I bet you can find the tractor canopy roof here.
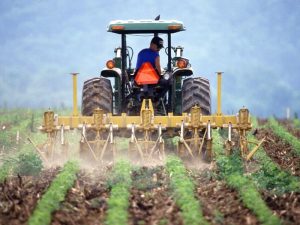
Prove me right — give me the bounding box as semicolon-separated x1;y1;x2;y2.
107;19;185;34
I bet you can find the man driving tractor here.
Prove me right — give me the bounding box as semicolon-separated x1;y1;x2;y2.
136;36;164;75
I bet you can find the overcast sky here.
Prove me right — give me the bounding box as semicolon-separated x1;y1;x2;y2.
0;0;299;118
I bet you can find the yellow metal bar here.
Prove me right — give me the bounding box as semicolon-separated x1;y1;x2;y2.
217;72;223;115
55;114;241;129
71;73;79;117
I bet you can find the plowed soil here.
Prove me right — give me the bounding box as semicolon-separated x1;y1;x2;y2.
129;166;183;225
194;173;259;225
262;191;300;225
51;167;110;225
255;128;300;176
0;168;59;225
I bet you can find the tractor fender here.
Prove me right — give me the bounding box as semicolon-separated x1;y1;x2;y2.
101;68;122;80
172;67;193;77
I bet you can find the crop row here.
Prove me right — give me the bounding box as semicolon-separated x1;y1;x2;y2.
166;155;209;225
105;160;132;225
28;160;80;225
249;118;300;193
268;117;300;156
213;130;282;225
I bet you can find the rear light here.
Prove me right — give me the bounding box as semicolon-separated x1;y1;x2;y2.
111;25;125;31
177;59;187;68
106;60;115;69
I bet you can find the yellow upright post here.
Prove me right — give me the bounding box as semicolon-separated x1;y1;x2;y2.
217;72;223;115
71;73;79;117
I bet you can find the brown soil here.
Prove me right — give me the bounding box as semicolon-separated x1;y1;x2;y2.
194;173;259;225
0;168;59;225
129;166;183;225
262;191;300;225
255;128;300;176
51;167;110;225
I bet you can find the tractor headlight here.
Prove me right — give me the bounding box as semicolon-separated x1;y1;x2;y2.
106;60;115;69
177;59;187;68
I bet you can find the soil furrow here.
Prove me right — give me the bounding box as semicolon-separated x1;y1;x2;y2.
0;168;59;225
255;128;300;176
51;167;109;225
129;166;183;225
262;191;300;225
194;173;259;225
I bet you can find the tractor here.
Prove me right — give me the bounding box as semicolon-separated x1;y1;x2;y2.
39;19;261;164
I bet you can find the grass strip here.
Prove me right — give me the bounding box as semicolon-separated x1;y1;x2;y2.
293;118;300;128
105;159;132;225
250;118;299;193
213;130;282;225
0;161;11;183
268;117;300;157
28;160;79;225
166;155;210;225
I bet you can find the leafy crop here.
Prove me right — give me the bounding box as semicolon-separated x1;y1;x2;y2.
293;118;300;128
268;117;300;156
28;160;79;225
0;148;43;182
105;159;132;225
250;117;299;193
166;155;209;225
213;130;282;225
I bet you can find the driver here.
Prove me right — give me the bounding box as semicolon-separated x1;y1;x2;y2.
136;36;164;75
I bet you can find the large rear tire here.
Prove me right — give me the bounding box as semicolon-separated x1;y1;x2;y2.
82;77;112;115
81;77;113;161
182;77;211;115
182;77;212;161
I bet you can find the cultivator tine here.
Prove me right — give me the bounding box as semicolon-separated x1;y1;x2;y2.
60;125;65;145
205;121;212;160
225;123;234;155
99;123;115;161
198;128;207;156
246;137;266;161
149;124;165;160
81;132;99;162
129;123;145;161
178;121;194;158
27;137;49;164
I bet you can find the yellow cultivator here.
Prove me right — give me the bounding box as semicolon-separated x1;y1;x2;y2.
38;72;261;163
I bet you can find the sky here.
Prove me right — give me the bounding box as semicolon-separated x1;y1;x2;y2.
0;0;300;118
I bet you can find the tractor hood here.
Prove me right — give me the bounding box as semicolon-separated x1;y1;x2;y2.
107;19;185;34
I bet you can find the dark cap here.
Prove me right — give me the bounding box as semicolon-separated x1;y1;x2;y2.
151;36;164;48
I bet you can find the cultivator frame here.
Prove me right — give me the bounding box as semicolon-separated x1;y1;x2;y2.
38;72;264;163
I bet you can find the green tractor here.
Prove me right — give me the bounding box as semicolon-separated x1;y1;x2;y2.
81;19;211;118
39;19;254;163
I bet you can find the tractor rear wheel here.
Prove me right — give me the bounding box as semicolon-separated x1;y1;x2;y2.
182;77;212;161
182;77;211;115
82;77;112;115
81;77;113;161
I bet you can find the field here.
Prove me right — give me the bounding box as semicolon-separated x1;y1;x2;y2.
0;109;300;225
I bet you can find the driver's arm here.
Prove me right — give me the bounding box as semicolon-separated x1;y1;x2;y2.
155;56;162;75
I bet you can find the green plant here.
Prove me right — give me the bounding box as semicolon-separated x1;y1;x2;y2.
28;160;79;225
166;155;209;225
13;148;43;176
0;161;12;182
213;130;282;225
268;117;300;156
250;117;300;193
105;159;132;225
